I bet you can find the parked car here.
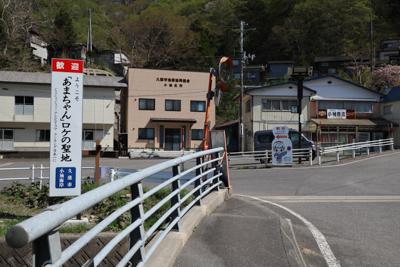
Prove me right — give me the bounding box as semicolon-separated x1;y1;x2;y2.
254;129;316;163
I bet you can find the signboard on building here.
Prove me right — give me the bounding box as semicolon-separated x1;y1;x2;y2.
327;109;346;119
318;109;356;119
271;125;293;166
49;58;84;197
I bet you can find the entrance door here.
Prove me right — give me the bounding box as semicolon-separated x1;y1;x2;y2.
165;129;181;150
0;129;14;151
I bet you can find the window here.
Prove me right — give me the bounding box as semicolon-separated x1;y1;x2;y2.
384;43;393;48
282;100;297;111
0;129;13;140
318;101;372;113
82;130;94;140
328;68;336;74
15;96;34;115
139;99;155;110
232;60;239;66
139;128;154;139
384;105;393;115
191;129;204;140
165;100;181;111
36;130;50;141
262;99;295;111
321;62;329;66
191;101;205;112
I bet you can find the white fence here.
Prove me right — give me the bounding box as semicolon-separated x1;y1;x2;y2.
0;164;95;189
316;138;394;165
228;138;395;167
228;147;315;165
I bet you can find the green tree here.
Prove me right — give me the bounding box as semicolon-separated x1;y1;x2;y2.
191;19;215;71
124;7;199;69
216;79;239;125
53;5;77;55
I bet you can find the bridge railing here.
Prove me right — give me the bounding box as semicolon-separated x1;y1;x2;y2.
6;147;225;267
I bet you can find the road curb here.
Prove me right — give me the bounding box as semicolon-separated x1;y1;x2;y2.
144;188;230;267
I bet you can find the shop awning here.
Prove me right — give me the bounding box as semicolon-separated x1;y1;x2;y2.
150;118;197;123
310;118;398;129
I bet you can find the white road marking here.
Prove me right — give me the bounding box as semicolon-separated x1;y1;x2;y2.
251;195;400;203
0;163;13;167
236;194;341;267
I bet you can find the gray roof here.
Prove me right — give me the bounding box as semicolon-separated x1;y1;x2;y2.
0;71;127;88
315;56;370;62
382;86;400;103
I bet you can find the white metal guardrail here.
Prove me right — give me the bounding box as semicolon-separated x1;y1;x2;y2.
5;147;225;267
0;164;95;189
316;138;394;165
228;147;315;165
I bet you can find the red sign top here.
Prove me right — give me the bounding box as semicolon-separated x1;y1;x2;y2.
52;59;83;73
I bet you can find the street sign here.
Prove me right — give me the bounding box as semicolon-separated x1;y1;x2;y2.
291;105;297;113
272;125;293;166
49;58;84;197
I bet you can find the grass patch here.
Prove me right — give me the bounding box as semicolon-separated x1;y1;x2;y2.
259;164;272;168
0;179;195;236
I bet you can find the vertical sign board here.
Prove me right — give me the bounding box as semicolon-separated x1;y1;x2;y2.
272;126;293;166
49;59;84;197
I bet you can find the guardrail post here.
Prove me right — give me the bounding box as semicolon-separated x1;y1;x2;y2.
110;168;115;182
129;182;145;265
379;139;382;153
391;138;395;151
367;145;370;155
336;150;339;162
40;164;44;190
317;147;321;165
352;139;356;159
32;225;62;266
265;150;269;166
31;164;35;184
309;148;312;166
171;165;181;231
212;152;221;192
194;157;203;206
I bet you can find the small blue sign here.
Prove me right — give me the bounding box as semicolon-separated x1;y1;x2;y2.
55;167;76;189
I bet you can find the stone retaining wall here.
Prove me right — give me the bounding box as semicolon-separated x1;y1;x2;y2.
0;232;127;267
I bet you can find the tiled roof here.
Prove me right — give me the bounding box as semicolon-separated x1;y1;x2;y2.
382;86;400;103
0;71;127;88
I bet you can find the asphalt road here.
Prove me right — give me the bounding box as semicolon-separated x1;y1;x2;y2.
227;151;400;267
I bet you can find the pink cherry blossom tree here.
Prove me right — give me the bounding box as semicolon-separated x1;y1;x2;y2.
370;65;400;92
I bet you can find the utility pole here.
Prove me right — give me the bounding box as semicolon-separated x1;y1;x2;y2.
297;76;304;164
370;13;373;71
89;8;93;51
239;21;256;152
239;21;244;153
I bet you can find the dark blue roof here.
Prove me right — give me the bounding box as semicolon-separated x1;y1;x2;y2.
246;81;317;94
382;86;400;103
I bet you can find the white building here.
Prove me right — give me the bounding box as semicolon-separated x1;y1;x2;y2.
0;71;127;156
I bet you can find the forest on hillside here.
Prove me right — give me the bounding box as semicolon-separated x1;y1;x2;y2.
1;0;400;123
1;0;400;72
